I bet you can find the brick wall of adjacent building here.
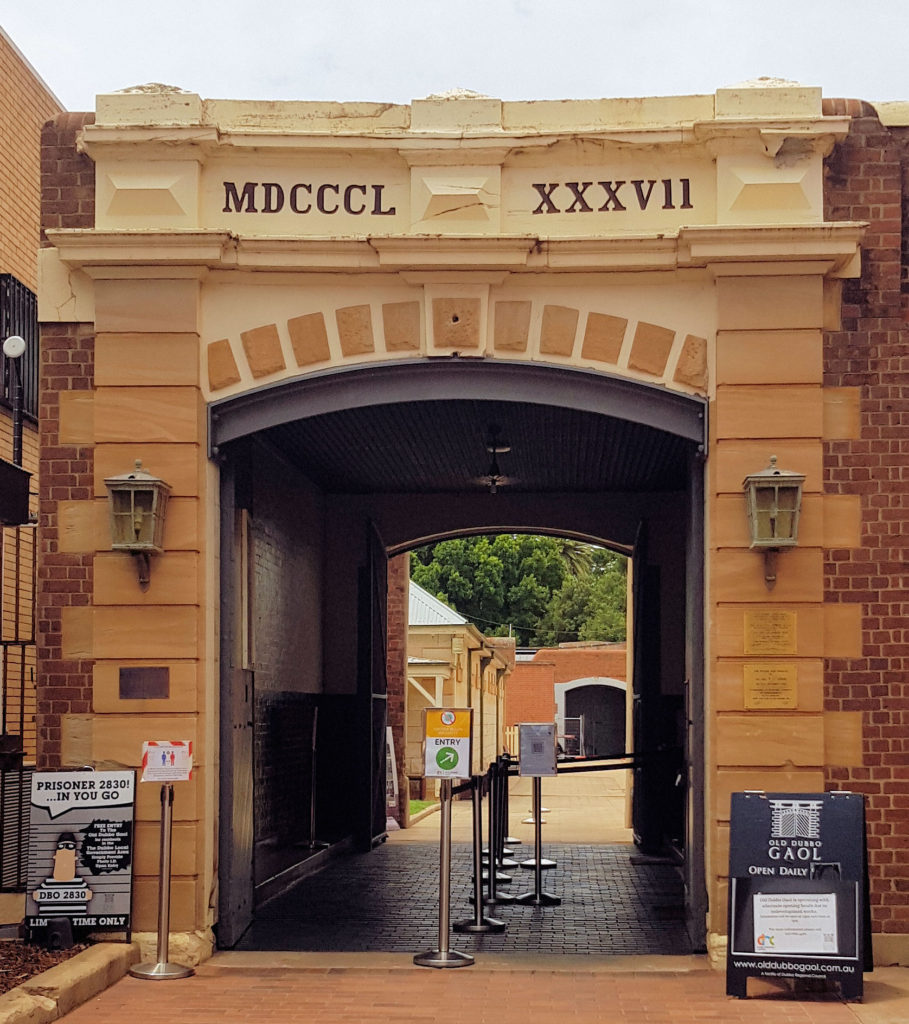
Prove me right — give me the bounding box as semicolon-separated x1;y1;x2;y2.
0;29;61;289
1;31;62;763
36;113;96;768
544;645;627;686
505;645;627;728
505;660;556;726
822;100;909;937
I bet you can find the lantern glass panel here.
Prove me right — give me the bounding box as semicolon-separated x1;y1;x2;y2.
774;484;801;544
110;490;138;547
133;490;156;544
751;488;776;543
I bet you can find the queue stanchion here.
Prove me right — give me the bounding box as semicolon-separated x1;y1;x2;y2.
482;760;513;884
519;770;557;873
130;741;195;980
502;753;520;846
515;723;558;873
482;760;513;867
414;708;475;968
473;761;514;906
454;775;506;935
303;707;329;850
495;756;518;867
515;775;560;907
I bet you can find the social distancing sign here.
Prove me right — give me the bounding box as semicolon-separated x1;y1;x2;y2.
423;708;472;779
141;740;193;782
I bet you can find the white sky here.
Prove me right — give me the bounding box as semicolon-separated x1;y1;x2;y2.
3;1;908;112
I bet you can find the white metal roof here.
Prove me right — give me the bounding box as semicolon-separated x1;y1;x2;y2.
409;581;467;626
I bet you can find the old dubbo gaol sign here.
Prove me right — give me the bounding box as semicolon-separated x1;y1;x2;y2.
726;792;871;1000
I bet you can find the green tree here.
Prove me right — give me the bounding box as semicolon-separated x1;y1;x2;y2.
411;535;626;647
411;534;567;645
534;548;627;646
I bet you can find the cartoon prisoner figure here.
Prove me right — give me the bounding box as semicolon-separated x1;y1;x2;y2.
31;832;94;918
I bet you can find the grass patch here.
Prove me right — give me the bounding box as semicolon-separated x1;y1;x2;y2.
409;799;438;816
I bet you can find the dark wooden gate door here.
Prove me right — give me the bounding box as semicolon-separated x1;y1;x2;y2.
631;520;664;855
358;519;388;849
218;458;255;947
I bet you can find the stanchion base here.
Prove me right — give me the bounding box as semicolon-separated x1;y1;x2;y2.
470;892;516;906
453;916;506;933
505;836;521;845
522;817;547;825
479;870;513;884
499;857;519;868
129;961;195;980
514;891;561;907
413;949;474;968
520;858;556;869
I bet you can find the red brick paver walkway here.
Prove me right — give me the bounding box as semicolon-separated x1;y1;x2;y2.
59;957;867;1024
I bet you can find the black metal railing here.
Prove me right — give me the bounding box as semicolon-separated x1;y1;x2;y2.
0;766;32;890
0;522;37;892
1;274;39;421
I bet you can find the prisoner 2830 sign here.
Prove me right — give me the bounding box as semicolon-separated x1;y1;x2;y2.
25;771;135;936
726;791;871;1000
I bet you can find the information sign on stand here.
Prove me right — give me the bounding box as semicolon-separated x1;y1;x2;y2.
415;708;474;969
130;740;195;981
515;723;559;906
26;771;135;942
726;791;871;1001
423;708;472;780
518;723;558;777
141;740;193;782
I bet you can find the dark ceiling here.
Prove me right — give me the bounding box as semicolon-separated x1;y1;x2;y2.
261;398;694;494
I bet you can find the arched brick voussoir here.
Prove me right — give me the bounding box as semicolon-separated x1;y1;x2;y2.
206;300;709;397
492;299;708;393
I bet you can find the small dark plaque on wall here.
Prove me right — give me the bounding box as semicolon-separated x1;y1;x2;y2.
119;667;169;700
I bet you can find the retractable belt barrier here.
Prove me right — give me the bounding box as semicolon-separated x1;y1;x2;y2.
454;774;506;935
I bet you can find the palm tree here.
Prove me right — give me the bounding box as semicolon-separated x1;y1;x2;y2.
554;538;595;577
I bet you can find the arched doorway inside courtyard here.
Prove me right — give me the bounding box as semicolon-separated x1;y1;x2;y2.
211;358;706;951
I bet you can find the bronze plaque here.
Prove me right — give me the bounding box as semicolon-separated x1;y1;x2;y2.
743;610;797;655
743;664;798;709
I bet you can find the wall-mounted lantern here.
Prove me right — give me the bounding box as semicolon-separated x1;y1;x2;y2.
104;460;171;589
743;455;805;589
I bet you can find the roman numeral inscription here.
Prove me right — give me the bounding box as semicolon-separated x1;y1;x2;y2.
531;179;693;214
223;181;397;216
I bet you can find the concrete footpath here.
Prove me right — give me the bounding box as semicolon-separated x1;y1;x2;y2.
1;774;907;1023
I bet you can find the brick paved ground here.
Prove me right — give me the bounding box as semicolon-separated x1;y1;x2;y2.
59;960;866;1024
53;770;909;1024
236;841;692;956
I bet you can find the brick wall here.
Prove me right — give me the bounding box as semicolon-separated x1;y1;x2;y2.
254;691;314;844
823;102;909;937
506;661;556;725
506;645;627;726
36;113;96;768
36;322;94;767
40;112;96;239
1;33;61;763
545;645;627;686
0;29;61;289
